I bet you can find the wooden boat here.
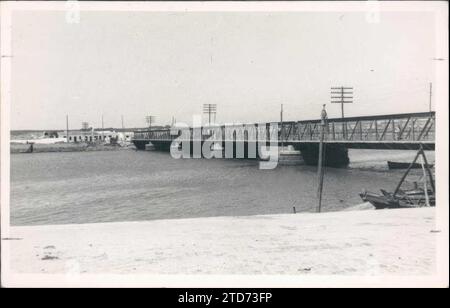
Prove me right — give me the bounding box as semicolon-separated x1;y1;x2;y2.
359;190;400;209
388;161;434;169
360;188;435;209
360;146;435;209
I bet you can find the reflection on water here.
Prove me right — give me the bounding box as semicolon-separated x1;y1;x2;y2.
10;149;435;226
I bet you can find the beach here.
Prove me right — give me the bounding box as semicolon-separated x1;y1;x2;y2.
4;207;438;276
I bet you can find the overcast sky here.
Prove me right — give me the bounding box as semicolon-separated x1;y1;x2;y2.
10;9;436;130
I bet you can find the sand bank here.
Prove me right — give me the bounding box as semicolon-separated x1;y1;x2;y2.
3;207;439;278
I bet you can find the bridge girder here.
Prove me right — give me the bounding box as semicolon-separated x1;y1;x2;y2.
133;111;435;150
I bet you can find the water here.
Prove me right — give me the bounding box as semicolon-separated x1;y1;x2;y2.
10;149;434;226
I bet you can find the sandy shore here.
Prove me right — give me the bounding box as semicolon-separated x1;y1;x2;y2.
3;207;440;278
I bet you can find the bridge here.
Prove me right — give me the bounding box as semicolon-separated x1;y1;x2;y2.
132;111;435;167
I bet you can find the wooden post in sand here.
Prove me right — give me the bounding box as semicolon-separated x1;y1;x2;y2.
420;148;435;194
420;156;430;207
317;105;328;213
393;147;422;196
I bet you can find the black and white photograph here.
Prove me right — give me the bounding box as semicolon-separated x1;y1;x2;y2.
0;1;448;289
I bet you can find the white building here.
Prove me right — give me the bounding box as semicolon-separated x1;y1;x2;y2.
60;130;134;143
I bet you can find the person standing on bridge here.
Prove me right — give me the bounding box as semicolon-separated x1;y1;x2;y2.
321;104;328;125
321;104;328;134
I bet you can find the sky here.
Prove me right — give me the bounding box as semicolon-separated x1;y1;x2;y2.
10;9;437;130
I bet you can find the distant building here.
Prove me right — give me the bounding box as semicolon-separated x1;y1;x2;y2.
43;131;59;138
59;130;134;143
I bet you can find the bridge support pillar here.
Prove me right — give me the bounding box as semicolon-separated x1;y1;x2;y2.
133;140;148;150
222;142;260;159
294;144;349;168
148;141;172;151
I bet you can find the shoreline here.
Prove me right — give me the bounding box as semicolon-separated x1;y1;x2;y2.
5;207;438;276
10;142;134;154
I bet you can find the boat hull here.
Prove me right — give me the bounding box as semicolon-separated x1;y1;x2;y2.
387;161;434;169
360;190;435;209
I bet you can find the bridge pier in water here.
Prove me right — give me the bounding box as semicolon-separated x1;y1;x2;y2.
134;140;261;159
134;140;349;167
150;141;172;151
133;140;148;150
294;144;349;167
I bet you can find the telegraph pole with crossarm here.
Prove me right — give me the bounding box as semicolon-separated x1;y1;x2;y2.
331;86;353;138
145;115;156;129
203;104;217;126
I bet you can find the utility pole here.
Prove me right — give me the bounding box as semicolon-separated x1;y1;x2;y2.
101;114;104;141
429;82;432;112
66;115;69;143
331;86;353;139
121;115;125;142
145;115;156;129
203;104;217;126
317;104;328;213
280;104;284;150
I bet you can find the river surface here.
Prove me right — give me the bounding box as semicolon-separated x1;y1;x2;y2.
10;149;434;226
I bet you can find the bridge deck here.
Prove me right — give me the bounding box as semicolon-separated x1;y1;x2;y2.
133;111;435;150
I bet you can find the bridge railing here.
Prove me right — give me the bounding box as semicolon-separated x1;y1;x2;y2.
133;128;173;141
133;112;435;144
282;112;435;143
